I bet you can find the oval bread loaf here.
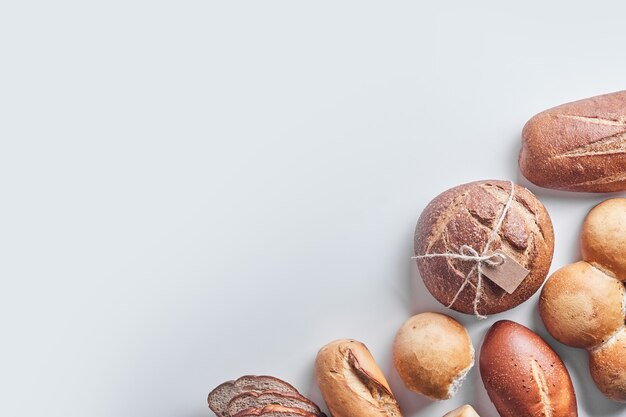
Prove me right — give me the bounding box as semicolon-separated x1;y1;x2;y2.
519;90;626;192
392;313;473;400
539;198;626;402
480;320;577;417
315;339;402;417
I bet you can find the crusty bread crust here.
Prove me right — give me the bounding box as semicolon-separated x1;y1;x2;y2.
480;321;577;417
414;180;554;315
519;90;626;192
315;339;402;417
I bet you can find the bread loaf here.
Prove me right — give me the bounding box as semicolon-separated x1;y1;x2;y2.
315;339;402;417
479;320;577;417
392;313;473;400
414;180;554;316
442;405;480;417
539;198;626;402
519;90;626;192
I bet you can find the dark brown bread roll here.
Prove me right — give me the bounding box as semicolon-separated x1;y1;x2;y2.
520;90;626;192
480;320;577;417
414;180;554;316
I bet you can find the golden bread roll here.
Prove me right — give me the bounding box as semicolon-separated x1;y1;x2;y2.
539;198;626;402
315;339;402;417
392;312;473;400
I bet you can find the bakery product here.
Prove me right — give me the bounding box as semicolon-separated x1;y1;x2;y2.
539;198;626;402
392;312;473;400
519;90;626;192
442;405;480;417
232;405;318;417
414;180;554;316
227;391;323;417
315;339;402;417
209;376;300;417
480;320;577;417
208;375;324;417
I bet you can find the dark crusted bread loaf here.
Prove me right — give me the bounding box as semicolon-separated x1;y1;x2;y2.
414;180;554;315
208;376;299;417
480;321;577;417
232;405;319;417
227;391;325;417
520;90;626;192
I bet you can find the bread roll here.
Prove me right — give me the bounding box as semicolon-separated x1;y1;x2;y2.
589;328;626;402
442;405;480;417
539;198;626;402
392;313;473;400
414;180;554;316
315;339;402;417
581;198;626;279
539;261;624;349
520;90;626;192
480;320;577;417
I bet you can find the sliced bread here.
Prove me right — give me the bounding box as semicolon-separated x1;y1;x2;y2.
232;405;318;417
227;391;324;417
208;375;300;417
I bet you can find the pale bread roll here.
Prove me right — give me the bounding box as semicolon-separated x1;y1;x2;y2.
589;328;626;402
442;405;480;417
539;198;626;402
315;339;402;417
539;261;625;349
392;313;473;400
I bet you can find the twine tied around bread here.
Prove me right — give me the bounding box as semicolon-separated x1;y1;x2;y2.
412;181;516;319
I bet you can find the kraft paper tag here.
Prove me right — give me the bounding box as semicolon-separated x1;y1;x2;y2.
481;250;529;294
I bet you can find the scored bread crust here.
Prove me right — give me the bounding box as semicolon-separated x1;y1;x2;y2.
414;180;554;315
315;339;402;417
480;320;577;417
227;391;325;417
208;375;300;417
232;405;319;417
519;90;626;192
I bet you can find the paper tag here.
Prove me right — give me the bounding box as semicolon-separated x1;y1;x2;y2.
480;250;530;294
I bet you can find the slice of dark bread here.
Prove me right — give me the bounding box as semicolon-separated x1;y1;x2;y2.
208;375;300;417
227;391;325;417
232;405;318;417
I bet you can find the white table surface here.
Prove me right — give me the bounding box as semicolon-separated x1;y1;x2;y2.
2;2;626;416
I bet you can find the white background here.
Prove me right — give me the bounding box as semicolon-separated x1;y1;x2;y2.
2;2;626;417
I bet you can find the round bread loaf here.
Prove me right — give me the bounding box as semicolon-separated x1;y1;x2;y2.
315;339;402;417
539;198;626;402
414;180;554;316
480;320;577;417
392;312;473;400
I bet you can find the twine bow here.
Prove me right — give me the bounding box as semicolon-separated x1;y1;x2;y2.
413;181;515;319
